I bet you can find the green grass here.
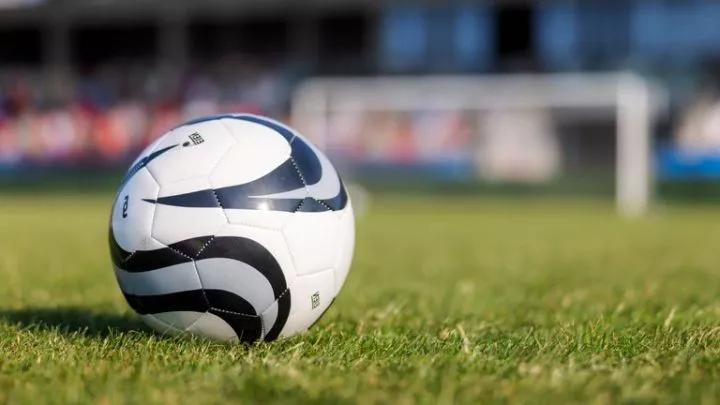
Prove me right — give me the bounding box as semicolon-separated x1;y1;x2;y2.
1;191;720;404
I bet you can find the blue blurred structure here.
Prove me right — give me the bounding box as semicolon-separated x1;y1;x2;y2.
658;147;720;180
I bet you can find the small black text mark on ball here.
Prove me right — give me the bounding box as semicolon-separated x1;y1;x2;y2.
189;132;205;145
122;195;129;218
311;292;320;309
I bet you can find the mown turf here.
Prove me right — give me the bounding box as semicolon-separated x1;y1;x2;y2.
1;192;720;404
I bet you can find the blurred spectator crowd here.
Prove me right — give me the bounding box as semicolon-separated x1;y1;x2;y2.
0;56;295;168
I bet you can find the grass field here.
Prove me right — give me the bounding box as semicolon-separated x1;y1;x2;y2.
1;191;720;404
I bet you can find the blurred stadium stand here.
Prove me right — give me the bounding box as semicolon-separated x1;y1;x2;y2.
2;0;720;200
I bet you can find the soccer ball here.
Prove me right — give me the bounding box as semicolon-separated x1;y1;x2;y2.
108;114;355;342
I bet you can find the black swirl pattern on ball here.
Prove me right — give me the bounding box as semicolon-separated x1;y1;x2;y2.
143;114;348;212
110;230;291;342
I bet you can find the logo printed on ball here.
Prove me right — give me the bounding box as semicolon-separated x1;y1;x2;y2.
311;292;320;309
183;132;205;147
122;195;129;218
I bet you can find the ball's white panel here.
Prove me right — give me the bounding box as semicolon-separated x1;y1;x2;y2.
195;257;276;314
140;314;185;335
111;168;162;253
158;176;218;198
333;203;356;294
224;209;293;232
149;311;205;331
152;177;227;247
280;268;335;338
209;123;291;189
186;312;240;342
282;212;340;275
152;204;227;248
221;116;293;150
114;262;202;296
218;224;297;288
145;120;235;184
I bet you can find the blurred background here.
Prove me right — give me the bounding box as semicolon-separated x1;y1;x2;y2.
2;0;720;207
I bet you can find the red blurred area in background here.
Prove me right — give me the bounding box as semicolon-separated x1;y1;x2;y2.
0;65;286;167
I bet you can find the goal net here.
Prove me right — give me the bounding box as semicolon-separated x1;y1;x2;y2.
290;73;668;217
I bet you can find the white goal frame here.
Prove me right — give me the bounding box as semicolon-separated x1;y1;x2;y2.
290;73;669;217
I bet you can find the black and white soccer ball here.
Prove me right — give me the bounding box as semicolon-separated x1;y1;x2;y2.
109;114;354;342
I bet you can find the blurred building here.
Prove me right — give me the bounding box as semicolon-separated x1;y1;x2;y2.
1;1;717;80
1;0;720;179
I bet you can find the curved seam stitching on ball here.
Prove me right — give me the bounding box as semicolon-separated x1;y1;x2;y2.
202;120;235;219
210;189;231;224
262;287;291;339
293;198;305;213
181;247;213;315
275;286;291;301
165;244;193;260
161;245;213;316
121;251;137;264
315;198;333;211
265;286;292;339
230;219;285;232
279;230;302;284
218;118;238;146
188;124;234;318
209;306;260;318
206;281;293;318
146;313;186;334
189;125;270;328
289;154;334;212
209;132;236;175
181;307;206;332
288;155;309;188
194;235;217;259
190;237;216;325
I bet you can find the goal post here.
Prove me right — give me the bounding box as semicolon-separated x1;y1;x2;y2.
290;73;669;217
